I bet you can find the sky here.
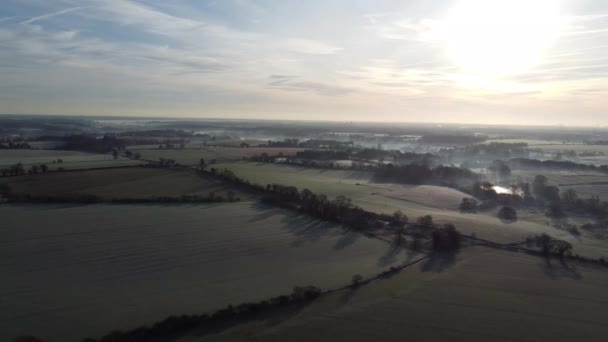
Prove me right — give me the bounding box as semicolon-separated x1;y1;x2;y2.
1;0;608;126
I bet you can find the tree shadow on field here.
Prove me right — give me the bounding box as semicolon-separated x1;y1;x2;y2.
333;230;360;250
541;257;583;280
248;202;283;222
378;244;403;267
338;286;360;306
421;249;460;273
280;214;338;247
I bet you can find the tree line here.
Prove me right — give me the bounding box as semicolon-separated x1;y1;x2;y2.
1;189;239;204
16;286;323;342
207;166;462;251
1;163;51;177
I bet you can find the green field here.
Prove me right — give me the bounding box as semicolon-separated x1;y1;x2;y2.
0;203;420;342
192;246;608;342
133;147;304;165
0;167;248;199
0;149;144;170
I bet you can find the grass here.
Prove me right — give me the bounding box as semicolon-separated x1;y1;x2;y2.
193;246;608;342
0;202;420;342
133;146;304;165
0;167;248;200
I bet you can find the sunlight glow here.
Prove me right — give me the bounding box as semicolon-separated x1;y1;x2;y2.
443;0;563;76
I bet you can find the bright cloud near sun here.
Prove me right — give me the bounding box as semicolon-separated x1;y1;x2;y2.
441;0;565;77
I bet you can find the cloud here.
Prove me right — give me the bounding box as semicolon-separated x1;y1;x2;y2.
267;75;352;96
20;6;88;25
0;17;16;23
280;38;342;55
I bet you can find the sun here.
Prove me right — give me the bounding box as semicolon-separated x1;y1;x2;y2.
442;0;563;76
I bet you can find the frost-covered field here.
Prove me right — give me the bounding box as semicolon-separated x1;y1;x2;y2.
0;203;415;342
0;168;249;200
0;149;143;170
194;246;608;342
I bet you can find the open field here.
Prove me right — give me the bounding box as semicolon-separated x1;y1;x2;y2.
190;246;608;342
133;147;304;164
0;167;249;199
0;149;144;170
215;162;608;258
214;161;473;210
0;203;420;342
0;149;112;165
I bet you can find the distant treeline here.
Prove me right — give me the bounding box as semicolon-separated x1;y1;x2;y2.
264;138;352;149
508;157;608;173
116;129;196;138
294;149;350;160
444;142;529;162
250;149;438;168
0;141;31;149
3;193;239;204
419;134;487;145
63;134;124;153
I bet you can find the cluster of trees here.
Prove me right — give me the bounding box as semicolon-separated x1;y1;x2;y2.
266;138;300;147
459;198;479;213
123;150;142;159
158;143;186;149
508;158;606;173
157;158;177;167
497;206;518;221
465;172;608;221
431;223;462;251
63;134;125;153
0;163;49;177
248;152;285;163
0;141;31;149
374;163;479;186
531;175;587;218
526;233;572;258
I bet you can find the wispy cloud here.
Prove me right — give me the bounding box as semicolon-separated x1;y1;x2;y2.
267;74;352;96
20;6;88;25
